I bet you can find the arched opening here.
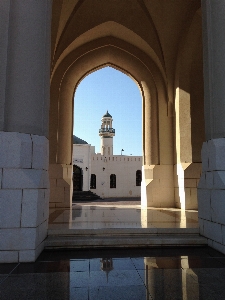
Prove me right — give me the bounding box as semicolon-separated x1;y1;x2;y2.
73;165;83;191
73;67;142;157
73;66;142;199
1;1;215;264
49;38;171;209
90;174;96;189
136;170;142;187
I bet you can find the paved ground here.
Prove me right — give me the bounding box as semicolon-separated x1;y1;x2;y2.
73;197;141;206
1;247;225;299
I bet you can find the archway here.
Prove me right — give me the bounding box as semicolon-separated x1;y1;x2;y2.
49;37;174;209
73;165;83;191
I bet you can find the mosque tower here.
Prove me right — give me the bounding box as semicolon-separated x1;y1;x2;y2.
99;111;115;155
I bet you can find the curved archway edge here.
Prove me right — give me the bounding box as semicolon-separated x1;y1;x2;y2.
49;37;174;208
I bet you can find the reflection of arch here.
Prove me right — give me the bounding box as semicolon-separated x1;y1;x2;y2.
73;165;83;191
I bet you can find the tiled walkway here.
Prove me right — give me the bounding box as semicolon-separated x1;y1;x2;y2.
1;247;225;299
2;199;222;299
48;199;199;230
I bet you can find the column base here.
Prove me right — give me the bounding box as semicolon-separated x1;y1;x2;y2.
0;132;49;263
174;163;201;210
49;164;73;208
198;138;225;255
141;165;174;208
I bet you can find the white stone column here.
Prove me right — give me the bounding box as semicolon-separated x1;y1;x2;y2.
0;1;51;263
198;0;225;255
4;1;51;136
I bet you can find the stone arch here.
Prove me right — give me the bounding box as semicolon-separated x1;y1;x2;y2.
49;36;174;208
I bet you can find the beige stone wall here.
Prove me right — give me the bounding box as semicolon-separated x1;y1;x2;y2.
91;154;142;198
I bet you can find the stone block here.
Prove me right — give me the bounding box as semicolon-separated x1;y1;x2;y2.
151;187;174;207
0;251;18;263
198;218;204;235
198;172;206;189
44;188;50;218
153;165;173;179
2;169;49;189
207;239;213;248
37;220;48;246
213;171;225;189
55;201;70;208
48;164;63;178
0;131;32;168
206;172;213;188
50;186;65;202
184;179;197;187
198;171;213;189
184;163;202;178
50;178;56;187
21;189;48;227
56;178;70;187
201;142;209;172
208;138;225;171
222;225;225;245
203;219;223;244
0;168;2;188
31;135;49;170
0;190;22;228
19;241;44;262
20;133;32;168
19;250;36;263
174;187;179;201
211;190;225;225
0;228;37;250
210;240;225;256
185;188;198;210
197;189;211;221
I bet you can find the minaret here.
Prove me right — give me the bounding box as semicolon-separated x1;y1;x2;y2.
99;111;115;155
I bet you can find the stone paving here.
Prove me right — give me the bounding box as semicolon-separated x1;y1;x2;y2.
1;247;225;299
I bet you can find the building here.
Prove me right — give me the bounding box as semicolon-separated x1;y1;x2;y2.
73;111;142;198
1;1;225;262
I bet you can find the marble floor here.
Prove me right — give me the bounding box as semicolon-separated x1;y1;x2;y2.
1;247;225;299
48;198;199;230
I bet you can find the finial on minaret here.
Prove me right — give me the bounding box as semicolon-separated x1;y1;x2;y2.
99;111;115;155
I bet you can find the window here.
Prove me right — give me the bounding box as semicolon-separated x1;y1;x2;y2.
90;174;96;189
110;174;116;188
136;170;142;186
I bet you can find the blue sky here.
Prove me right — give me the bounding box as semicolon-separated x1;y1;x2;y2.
73;67;142;156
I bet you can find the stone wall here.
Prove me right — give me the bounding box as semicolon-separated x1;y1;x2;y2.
0;132;49;262
198;138;225;255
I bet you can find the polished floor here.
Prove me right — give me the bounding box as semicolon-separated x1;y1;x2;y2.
1;247;225;299
49;198;199;230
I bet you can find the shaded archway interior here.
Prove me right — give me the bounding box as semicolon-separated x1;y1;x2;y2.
49;1;204;211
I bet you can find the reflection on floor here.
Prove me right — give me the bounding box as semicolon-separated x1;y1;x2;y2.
49;199;199;230
46;198;206;249
1;247;225;299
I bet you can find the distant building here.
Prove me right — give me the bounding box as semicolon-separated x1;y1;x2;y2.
73;111;142;198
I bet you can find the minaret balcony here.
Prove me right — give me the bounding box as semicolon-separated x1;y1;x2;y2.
99;128;115;134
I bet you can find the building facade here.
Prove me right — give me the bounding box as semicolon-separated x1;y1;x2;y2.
73;112;142;198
